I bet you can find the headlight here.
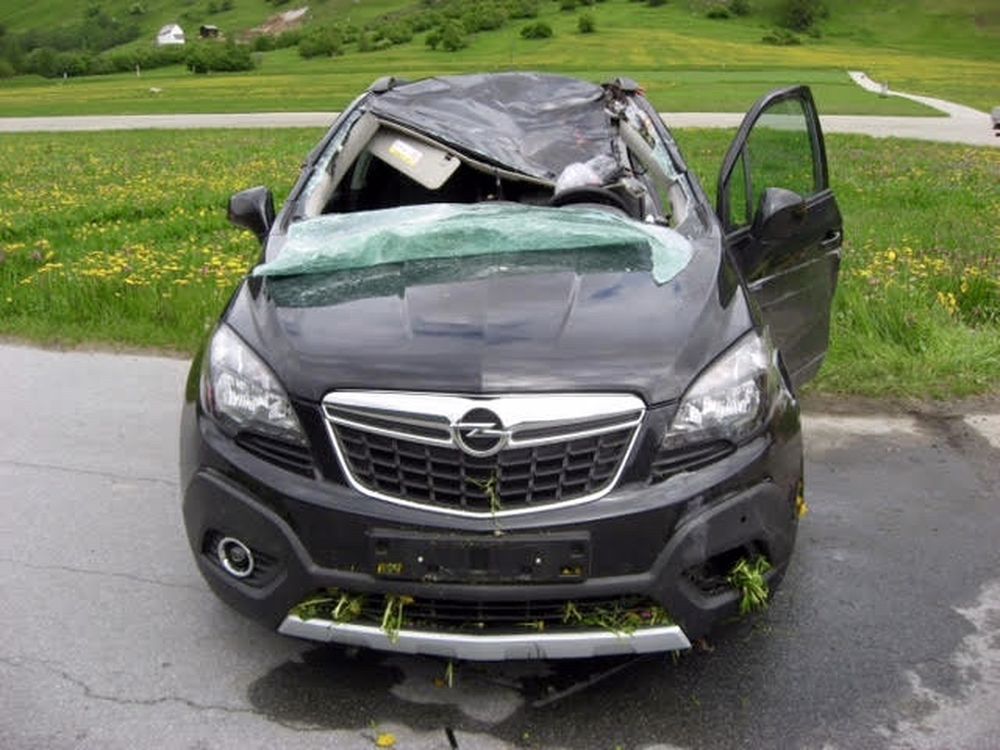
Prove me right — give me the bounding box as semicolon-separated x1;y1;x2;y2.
202;324;307;445
667;329;781;444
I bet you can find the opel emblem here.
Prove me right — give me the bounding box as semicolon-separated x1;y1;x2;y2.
453;408;508;457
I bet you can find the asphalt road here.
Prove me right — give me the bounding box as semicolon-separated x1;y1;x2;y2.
2;343;999;750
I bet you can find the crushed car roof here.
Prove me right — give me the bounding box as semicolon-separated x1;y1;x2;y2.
366;72;616;181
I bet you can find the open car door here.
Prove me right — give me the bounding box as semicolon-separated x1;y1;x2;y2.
717;86;842;389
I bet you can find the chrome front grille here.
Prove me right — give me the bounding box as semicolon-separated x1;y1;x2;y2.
323;392;644;517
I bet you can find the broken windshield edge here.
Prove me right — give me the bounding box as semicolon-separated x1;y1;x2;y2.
265;248;656;309
252;203;694;286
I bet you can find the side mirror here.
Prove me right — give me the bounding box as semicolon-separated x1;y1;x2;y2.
228;186;275;243
752;187;807;241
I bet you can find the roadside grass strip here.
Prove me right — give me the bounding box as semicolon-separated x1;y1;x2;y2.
1;128;997;397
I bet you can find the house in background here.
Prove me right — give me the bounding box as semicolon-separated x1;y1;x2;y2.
156;24;186;46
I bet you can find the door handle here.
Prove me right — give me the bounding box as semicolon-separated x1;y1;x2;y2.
819;231;842;250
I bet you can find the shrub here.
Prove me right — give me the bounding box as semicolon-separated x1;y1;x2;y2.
646;0;666;7
578;12;595;32
780;0;826;32
35;43;190;78
425;29;441;49
706;7;730;18
273;29;303;48
463;3;506;31
729;0;750;16
128;2;146;15
0;59;14;78
88;55;117;75
508;0;539;17
385;22;414;44
252;34;275;51
356;31;374;52
298;26;342;57
22;47;59;77
439;21;467;50
559;0;576;10
761;27;800;45
520;20;552;38
411;12;437;31
54;51;92;76
186;40;254;73
339;23;359;43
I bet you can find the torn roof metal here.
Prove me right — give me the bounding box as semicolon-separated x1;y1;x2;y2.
365;72;615;181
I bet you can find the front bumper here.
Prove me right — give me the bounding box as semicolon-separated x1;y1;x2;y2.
278;618;690;661
180;392;802;659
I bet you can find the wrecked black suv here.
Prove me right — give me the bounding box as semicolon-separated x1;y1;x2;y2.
180;73;842;660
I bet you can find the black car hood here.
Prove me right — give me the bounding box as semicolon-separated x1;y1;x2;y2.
226;241;751;406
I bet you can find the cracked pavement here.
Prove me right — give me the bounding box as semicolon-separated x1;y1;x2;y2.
1;343;999;749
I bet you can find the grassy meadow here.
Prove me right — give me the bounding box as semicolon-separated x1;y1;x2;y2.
0;61;937;117
1;0;997;116
1;128;997;398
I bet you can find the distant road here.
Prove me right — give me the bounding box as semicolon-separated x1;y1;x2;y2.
0;110;996;146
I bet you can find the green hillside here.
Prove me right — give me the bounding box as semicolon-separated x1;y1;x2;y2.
0;0;997;114
2;0;996;57
0;0;401;40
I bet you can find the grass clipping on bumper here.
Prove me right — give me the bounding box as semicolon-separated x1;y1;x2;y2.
561;600;673;635
290;588;675;639
727;556;772;615
291;589;366;623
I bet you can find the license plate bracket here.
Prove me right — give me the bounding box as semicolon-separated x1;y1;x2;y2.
369;529;591;583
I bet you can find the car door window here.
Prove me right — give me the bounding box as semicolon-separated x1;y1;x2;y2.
721;95;823;231
728;150;751;229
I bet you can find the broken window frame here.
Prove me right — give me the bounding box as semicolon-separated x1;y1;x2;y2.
285;90;710;248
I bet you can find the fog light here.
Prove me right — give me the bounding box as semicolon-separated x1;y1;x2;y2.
217;536;255;578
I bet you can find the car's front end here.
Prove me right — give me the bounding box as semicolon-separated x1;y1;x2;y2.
180;249;803;661
180;72;818;660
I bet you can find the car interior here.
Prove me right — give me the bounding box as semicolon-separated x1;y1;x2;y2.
296;104;696;231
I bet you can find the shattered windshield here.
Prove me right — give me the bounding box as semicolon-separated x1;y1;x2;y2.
255;203;693;285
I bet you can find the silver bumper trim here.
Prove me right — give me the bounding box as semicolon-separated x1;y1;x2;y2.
278;616;691;661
